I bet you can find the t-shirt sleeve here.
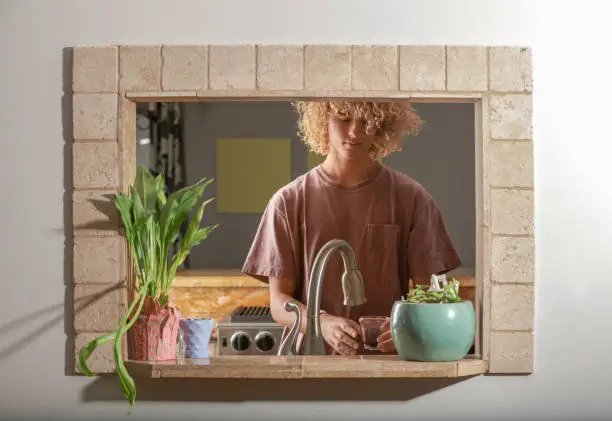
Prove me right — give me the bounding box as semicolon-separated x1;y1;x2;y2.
406;194;462;283
241;194;300;284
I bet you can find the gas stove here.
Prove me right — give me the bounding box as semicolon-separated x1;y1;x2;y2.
216;306;286;356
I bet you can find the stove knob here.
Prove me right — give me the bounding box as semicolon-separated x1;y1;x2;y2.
231;332;251;352
255;332;275;352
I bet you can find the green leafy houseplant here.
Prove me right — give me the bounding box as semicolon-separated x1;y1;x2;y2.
77;165;218;414
402;278;462;303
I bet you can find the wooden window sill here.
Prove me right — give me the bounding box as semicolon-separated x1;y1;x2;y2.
125;355;487;379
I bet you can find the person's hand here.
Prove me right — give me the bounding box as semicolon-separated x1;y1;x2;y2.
320;313;362;355
376;318;396;353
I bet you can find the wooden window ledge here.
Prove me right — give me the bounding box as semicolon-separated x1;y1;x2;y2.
126;355;487;379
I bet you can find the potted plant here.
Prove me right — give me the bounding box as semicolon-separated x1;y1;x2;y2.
77;165;218;413
390;275;476;362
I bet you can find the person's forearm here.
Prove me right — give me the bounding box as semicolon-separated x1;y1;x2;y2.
269;292;309;335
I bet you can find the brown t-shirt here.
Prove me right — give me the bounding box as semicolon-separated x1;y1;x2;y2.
242;164;462;349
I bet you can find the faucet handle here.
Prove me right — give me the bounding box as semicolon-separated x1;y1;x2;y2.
277;300;302;356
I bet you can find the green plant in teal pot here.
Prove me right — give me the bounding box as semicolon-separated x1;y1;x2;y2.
391;278;476;362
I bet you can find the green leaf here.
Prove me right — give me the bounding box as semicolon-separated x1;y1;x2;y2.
134;165;158;212
114;193;134;235
132;211;155;287
181;198;215;252
154;171;166;207
160;181;214;263
402;278;464;304
77;332;115;377
160;185;205;244
114;280;152;414
160;178;211;224
131;190;146;223
191;225;218;246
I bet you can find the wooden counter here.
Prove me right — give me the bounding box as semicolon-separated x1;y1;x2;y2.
126;355;487;379
170;270;269;328
174;269;266;288
172;268;476;288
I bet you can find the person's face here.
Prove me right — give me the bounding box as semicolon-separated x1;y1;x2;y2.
327;111;377;160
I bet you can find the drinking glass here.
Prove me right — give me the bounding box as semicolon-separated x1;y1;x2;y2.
358;316;388;351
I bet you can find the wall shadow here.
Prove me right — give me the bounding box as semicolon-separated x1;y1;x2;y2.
0;283;122;364
61;46;75;376
82;375;475;403
0;302;65;361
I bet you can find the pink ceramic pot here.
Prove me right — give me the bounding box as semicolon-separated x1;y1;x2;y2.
129;297;182;361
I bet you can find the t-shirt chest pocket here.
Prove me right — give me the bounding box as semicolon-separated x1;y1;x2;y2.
361;224;401;283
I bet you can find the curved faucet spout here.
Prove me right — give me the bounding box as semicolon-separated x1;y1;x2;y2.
301;239;367;355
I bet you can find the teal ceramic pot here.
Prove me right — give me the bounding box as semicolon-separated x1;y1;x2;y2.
390;300;476;362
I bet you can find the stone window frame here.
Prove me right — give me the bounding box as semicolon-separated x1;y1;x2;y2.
71;44;534;375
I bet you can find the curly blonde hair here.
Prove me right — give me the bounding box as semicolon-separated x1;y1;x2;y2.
292;100;423;159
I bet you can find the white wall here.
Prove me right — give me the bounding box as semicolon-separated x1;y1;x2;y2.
1;1;611;420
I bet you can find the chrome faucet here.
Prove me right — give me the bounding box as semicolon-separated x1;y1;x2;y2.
277;239;367;356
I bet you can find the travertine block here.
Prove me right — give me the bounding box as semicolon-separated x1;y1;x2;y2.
257;45;303;90
490;94;532;139
162;45;208;91
73;236;122;284
74;284;123;332
489;141;534;187
481;285;491;359
490;189;534;235
491;236;535;283
351;46;398;90
75;332;115;374
478;95;491;225
399;46;445;91
73;94;118;139
447;46;488;91
119;98;136;192
209;45;256;90
491;284;534;330
73;142;118;189
489;331;533;373
489;47;532;92
126;91;198;99
304;45;350;90
119;46;162;91
73;46;118;93
73;190;119;233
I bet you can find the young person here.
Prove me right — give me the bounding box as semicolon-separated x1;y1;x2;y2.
242;100;462;355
